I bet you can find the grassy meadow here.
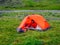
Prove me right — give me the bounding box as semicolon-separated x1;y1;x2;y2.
0;12;60;45
0;0;60;10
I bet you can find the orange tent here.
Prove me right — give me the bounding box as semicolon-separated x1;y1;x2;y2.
17;14;50;32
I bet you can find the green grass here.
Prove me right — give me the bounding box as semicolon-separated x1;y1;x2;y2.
0;12;60;45
0;0;60;10
0;4;60;10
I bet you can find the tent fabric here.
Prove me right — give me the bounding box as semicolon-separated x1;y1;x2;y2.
17;14;50;32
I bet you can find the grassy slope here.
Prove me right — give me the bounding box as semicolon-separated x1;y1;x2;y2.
0;0;60;10
0;12;60;45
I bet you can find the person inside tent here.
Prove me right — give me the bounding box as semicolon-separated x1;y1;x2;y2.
28;20;37;30
17;19;37;32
